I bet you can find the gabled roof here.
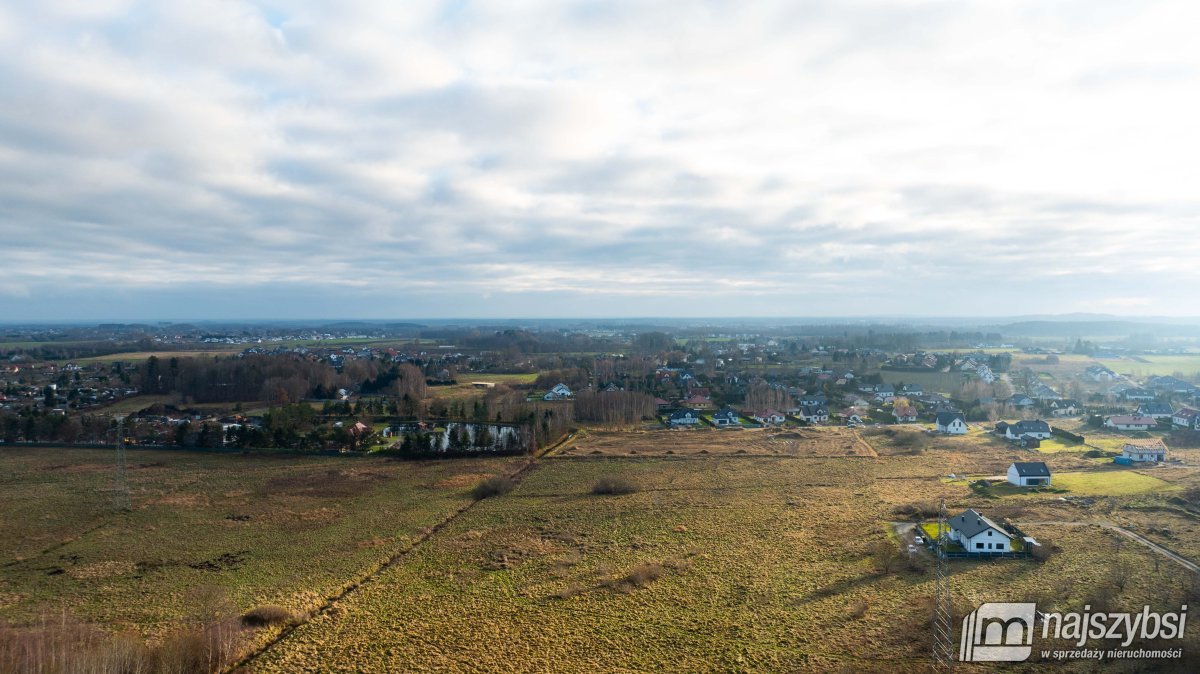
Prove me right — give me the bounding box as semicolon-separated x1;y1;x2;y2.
1123;438;1167;451
1010;461;1051;477
1009;419;1051;434
1138;402;1174;415
1105;415;1156;426
935;412;965;426
949;509;1012;540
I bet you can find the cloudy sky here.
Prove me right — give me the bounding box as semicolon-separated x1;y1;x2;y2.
2;1;1199;320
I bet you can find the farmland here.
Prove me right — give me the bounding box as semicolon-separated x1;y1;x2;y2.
1096;355;1200;380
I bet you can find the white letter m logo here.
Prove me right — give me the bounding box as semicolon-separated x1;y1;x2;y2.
959;602;1036;662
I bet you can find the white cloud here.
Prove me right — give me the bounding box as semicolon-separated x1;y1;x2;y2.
1;0;1199;318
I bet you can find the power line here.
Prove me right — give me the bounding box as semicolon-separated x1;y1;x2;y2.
932;497;954;669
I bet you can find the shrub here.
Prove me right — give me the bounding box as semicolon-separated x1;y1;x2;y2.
892;502;939;520
846;599;870;620
472;476;515;500
605;563;665;593
892;432;929;449
592;475;639;495
240;605;296;627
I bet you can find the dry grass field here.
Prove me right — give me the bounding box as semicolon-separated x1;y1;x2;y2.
4;430;1200;672
556;426;878;458
249;444;1200;673
0;447;521;644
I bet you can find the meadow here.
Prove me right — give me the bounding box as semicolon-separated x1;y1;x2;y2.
0;447;521;642
4;432;1199;672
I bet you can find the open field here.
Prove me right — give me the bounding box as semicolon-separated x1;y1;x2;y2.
0;447;522;643
1051;470;1181;496
877;370;970;394
251;452;1200;672
1096;355;1200;380
426;373;539;401
73;350;239;364
556;427;877;457
5;431;1200;672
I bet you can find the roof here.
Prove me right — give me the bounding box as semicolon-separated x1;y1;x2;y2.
1175;408;1200;419
1010;461;1051;477
893;405;918;417
1009;420;1051;433
1105;415;1156;426
936;412;965;426
949;509;1012;540
668;409;697;420
1123;439;1167;451
1138;403;1174;414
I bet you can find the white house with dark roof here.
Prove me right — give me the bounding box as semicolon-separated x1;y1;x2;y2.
1136;402;1174;420
543;383;573;400
667;409;701;426
1007;461;1051;487
1172;408;1200;430
935;412;968;434
711;408;740;427
948;509;1014;554
1004;420;1051;441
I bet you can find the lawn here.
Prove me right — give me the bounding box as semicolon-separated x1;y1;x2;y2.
1034;437;1089;453
877;370;971;395
1048;470;1180;496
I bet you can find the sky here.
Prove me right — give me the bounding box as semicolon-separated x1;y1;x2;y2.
2;0;1199;320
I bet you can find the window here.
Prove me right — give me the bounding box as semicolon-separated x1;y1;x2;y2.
987;530;992;536
976;543;984;549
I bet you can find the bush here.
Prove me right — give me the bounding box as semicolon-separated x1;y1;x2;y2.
240;605;296;627
472;476;515;500
892;501;939;520
892;432;929;449
592;475;639;495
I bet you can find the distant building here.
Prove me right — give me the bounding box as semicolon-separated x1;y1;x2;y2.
543;383;573;401
1004;420;1051;441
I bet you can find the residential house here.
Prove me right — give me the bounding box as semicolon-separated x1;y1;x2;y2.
976;365;996;384
873;384;896;403
899;383;924;397
749;409;786;425
1172;408;1200;430
667;409;701;426
1006;394;1036;408
1136;402;1174;420
543;383;573;401
1085;365;1118;382
1122;388;1157;402
1104;415;1158;431
892;404;919;423
711;408;741;427
1041;399;1079;418
948;509;1014;554
1147;376;1195;394
1122;439;1168;463
1005;420;1052;441
843;410;864;425
935;412;968;435
1007;462;1052;487
799;406;829;423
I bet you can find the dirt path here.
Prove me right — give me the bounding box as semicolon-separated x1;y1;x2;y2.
1017;520;1200;573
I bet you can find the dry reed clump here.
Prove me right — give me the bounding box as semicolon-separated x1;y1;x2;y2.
591;475;639;495
472;476;515;500
240;605;299;628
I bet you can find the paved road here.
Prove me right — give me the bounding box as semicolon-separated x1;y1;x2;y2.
1017;520;1200;573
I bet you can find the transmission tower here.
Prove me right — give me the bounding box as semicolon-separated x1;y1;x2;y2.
112;416;130;512
931;498;955;668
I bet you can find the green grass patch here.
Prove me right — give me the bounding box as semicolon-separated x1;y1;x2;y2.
1048;471;1180;496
